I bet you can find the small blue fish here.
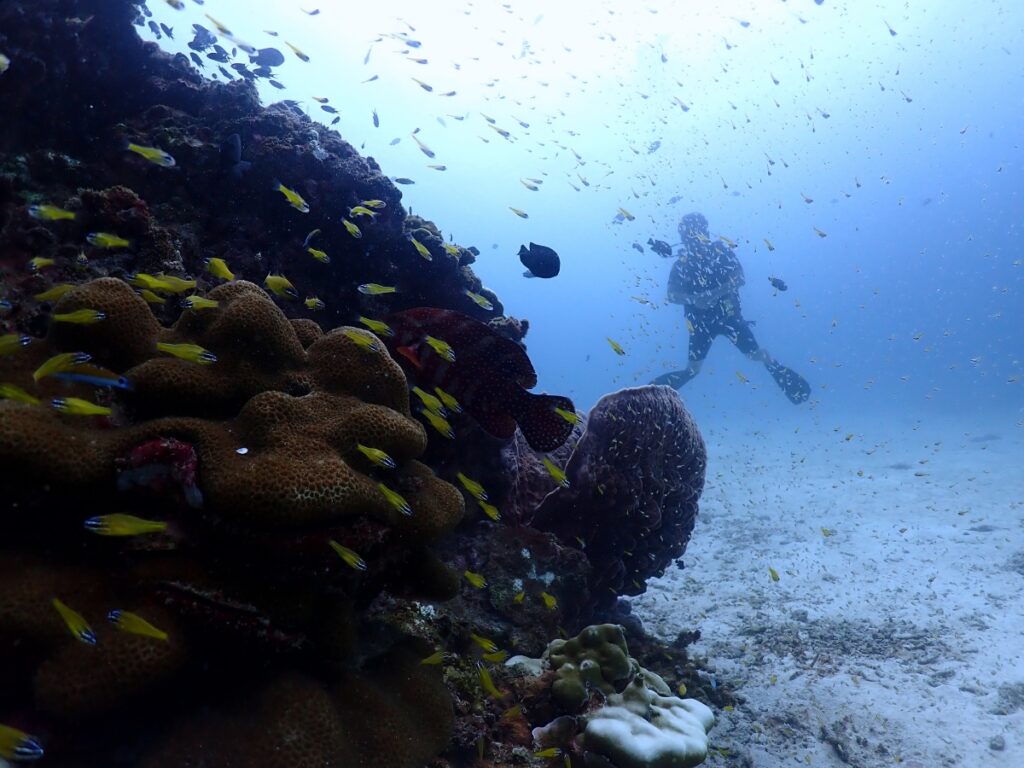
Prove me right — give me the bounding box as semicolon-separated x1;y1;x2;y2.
52;362;132;390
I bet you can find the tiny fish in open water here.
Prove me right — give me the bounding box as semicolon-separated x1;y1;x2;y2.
51;397;111;416
264;273;298;299
182;295;219;310
423;408;455;439
342;328;381;352
358;316;393;337
0;383;39;405
34;283;75;302
204;257;234;281
542;456;569;488
329;540;368;571
156;342;217;364
0;723;44;761
357;443;396;468
34;351;90;381
456;472;488;500
28;257;55;272
125;142;176;167
0;334;31;356
52;597;96;645
107;610;169;641
356;280;395;296
85;513;167;536
378;483;412;516
272;180;310;213
29;204;76;221
87;232;130;249
424;335;455;362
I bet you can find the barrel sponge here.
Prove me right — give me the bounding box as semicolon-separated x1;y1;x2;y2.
47;277;161;370
579;671;715;768
546;623;635;710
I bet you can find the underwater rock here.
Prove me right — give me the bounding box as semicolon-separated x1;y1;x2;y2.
528;386;707;608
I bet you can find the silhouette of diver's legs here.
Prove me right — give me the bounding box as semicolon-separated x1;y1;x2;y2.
652;359;703;389
728;318;810;403
652;316;713;389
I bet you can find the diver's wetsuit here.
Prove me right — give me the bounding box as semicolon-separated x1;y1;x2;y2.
653;237;811;403
655;240;757;388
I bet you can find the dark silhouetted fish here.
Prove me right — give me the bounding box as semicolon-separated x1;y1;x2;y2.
632;242;644;253
189;51;205;69
519;242;560;278
768;276;788;292
647;238;673;257
384;308;575;451
189;23;216;52
161;23;174;39
221;134;251;178
249;47;284;67
207;45;229;63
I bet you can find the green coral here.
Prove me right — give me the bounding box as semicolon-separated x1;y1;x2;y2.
546;623;635;710
535;625;714;768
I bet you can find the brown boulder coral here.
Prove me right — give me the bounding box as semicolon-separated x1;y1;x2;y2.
0;277;462;766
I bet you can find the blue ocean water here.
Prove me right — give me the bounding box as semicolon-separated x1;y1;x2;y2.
141;0;1023;428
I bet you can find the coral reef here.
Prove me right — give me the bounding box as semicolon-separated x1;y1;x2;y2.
0;277;462;765
513;624;715;768
0;1;716;765
523;386;707;608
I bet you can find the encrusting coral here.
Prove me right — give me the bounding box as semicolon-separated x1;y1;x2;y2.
515;624;715;768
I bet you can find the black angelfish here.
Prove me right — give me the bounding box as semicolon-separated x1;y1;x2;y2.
249;47;285;68
768;276;788;292
220;134;252;178
519;242;560;278
647;238;673;258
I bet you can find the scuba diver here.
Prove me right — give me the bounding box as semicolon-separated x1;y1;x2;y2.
651;212;811;404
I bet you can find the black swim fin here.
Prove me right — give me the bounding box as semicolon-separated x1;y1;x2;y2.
766;360;811;404
651;369;695;390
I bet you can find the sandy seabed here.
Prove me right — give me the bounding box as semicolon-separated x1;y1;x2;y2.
633;410;1024;767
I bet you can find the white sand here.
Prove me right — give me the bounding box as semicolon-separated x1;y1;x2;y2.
632;412;1024;767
